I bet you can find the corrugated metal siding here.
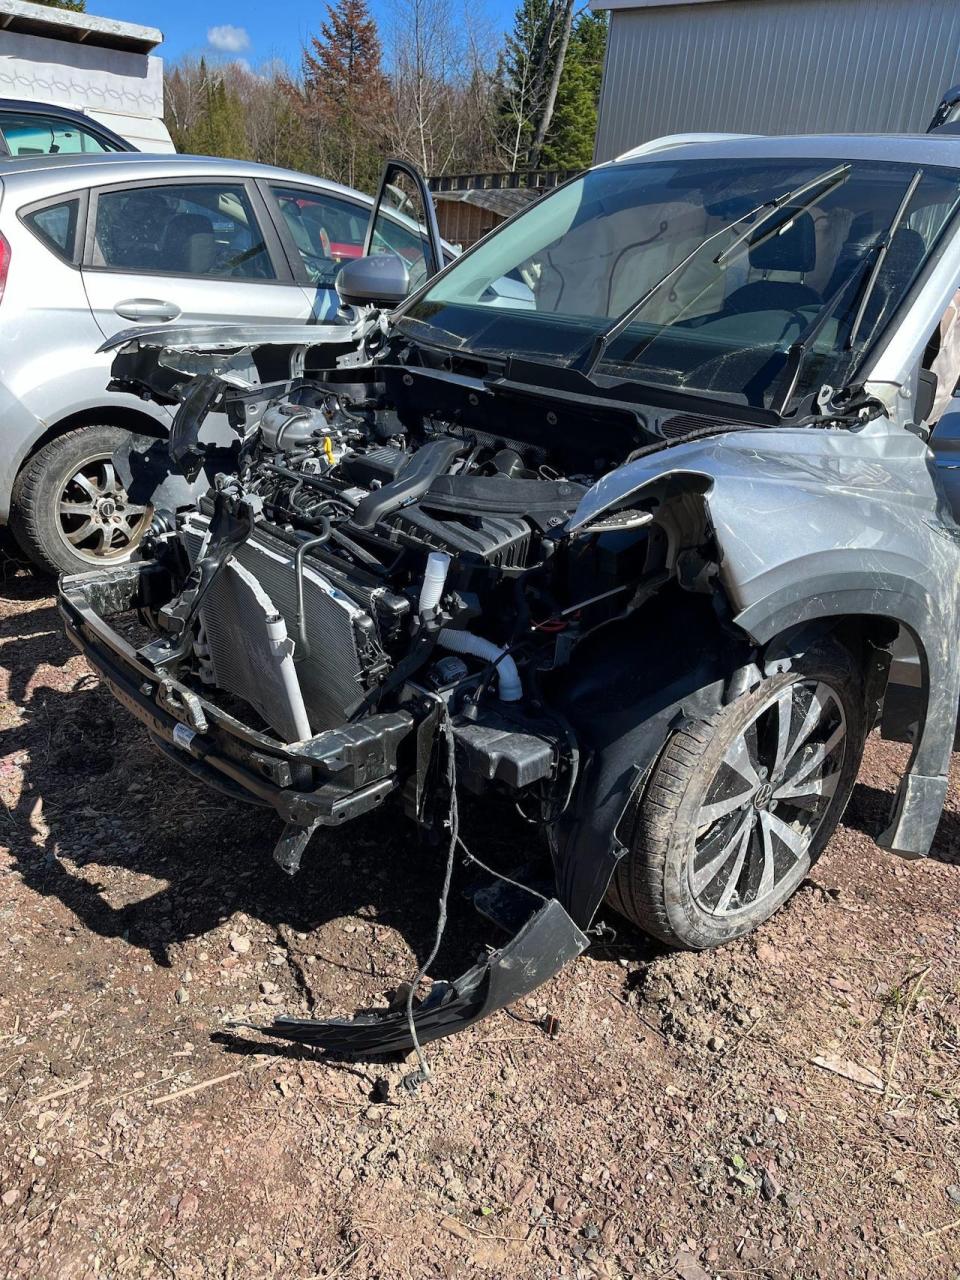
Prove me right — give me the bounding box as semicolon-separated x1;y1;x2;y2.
595;0;960;162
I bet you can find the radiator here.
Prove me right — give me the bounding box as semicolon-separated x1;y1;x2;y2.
183;513;372;735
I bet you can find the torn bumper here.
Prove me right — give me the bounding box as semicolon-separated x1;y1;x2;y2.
58;563;413;829
250;897;590;1055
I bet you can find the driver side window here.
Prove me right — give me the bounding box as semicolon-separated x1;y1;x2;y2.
368;168;439;292
926;287;960;424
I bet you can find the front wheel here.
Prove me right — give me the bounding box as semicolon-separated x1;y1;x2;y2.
10;425;151;577
607;647;866;949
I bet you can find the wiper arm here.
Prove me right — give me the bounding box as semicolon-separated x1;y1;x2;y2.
571;163;851;379
714;163;851;267
846;168;923;350
771;167;924;415
770;247;881;415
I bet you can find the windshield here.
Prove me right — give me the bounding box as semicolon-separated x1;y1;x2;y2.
404;157;960;410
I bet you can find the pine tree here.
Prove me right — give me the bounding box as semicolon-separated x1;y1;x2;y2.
540;10;607;170
32;0;86;10
181;60;249;161
495;0;551;171
297;0;389;191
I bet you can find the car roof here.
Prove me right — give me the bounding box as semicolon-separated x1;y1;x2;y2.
0;151;373;204
609;132;960;170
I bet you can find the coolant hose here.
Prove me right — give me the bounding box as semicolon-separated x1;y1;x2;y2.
418;551;451;615
437;628;523;702
294;521;332;662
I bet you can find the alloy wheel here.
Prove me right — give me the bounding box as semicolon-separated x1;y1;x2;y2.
55;453;150;565
690;680;847;918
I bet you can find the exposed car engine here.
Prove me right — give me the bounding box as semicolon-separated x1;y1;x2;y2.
134;362;659;792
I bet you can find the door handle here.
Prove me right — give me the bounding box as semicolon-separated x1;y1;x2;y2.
114;298;181;322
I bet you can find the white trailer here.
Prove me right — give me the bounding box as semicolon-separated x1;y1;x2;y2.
0;0;174;152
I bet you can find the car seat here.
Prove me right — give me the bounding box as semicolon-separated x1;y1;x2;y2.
160;212;216;275
724;209;821;314
823;213;926;338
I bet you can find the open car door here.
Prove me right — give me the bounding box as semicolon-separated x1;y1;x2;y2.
362;159;445;295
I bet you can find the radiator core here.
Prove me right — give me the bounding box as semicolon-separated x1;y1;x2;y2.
183;513;372;735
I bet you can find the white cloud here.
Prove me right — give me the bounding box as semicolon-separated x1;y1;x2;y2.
207;24;250;54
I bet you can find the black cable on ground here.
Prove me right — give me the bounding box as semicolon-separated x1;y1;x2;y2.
402;703;459;1091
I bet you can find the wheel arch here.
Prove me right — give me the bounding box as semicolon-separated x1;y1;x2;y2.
550;587;949;931
21;405;168;467
736;580;960;860
5;406;167;523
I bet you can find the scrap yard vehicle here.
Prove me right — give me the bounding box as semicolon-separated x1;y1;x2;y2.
0;153;455;578
58;137;960;1059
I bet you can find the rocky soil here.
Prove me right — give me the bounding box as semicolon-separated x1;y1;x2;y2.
2;555;960;1279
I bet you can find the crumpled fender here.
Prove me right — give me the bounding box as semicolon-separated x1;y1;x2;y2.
568;421;960;858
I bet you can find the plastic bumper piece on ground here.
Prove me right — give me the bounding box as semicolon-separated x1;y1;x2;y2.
248;898;591;1056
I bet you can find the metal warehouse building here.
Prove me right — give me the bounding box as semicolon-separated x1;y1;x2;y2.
591;0;960;162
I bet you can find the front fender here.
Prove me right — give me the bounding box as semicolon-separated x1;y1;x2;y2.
569;421;960;856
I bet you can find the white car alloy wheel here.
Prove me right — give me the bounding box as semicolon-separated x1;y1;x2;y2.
606;643;866;950
55;451;150;565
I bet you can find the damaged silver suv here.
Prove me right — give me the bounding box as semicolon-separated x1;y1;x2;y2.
58;137;960;1059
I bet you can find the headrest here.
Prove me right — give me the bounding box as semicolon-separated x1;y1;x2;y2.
163;212;214;242
161;213;215;275
749;209;816;274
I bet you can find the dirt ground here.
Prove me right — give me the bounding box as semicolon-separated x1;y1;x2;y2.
2;555;960;1280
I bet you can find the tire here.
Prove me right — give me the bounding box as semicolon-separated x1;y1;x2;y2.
10;425;150;577
606;644;867;949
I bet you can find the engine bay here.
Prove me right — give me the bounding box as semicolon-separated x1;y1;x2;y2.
129;358;670;773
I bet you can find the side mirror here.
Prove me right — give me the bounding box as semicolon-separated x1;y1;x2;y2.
928;83;960;131
335;255;410;308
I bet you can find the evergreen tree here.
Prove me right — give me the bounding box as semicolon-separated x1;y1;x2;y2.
495;0;551;171
298;0;389;191
540;10;606;170
181;60;249;160
32;0;86;10
496;0;599;171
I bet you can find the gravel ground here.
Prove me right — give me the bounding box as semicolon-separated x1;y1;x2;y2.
2;555;960;1280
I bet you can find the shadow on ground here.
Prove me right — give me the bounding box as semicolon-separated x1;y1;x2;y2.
846;777;960;865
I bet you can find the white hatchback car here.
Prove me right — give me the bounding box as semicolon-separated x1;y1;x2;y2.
0;152;448;574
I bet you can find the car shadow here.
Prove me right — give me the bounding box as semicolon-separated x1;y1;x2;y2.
0;537;46;599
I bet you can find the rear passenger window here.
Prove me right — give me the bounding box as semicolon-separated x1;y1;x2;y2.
91;183;276;280
0;110;119;157
23;198;80;261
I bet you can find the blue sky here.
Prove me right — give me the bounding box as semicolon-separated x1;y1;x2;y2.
92;1;514;71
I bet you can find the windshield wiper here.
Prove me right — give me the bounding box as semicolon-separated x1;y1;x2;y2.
770;168;924;415
713;163;851;268
570;163;852;379
394;314;470;352
845;168;923;350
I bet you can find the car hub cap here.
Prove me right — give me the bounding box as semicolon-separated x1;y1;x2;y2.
690;680;847;918
56;455;150;563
